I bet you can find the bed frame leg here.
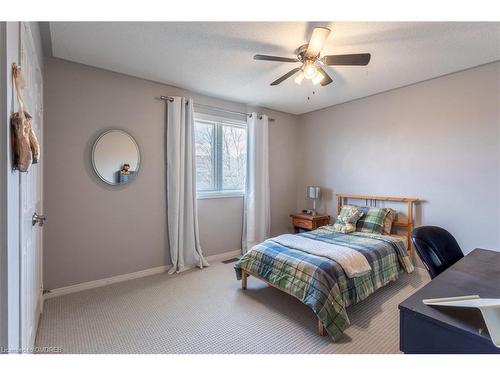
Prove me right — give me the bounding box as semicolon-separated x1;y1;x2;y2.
242;271;248;290
318;319;327;336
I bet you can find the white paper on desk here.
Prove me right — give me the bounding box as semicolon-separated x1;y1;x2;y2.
423;295;500;348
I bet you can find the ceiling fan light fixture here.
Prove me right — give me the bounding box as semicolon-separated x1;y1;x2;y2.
254;27;368;87
312;71;325;85
294;71;305;85
303;62;317;79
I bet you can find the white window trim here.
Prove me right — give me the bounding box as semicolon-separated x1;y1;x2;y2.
196;190;245;200
194;113;247;200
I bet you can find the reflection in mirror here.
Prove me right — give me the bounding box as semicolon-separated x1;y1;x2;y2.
92;130;140;185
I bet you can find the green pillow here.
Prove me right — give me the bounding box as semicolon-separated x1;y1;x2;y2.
355;207;390;234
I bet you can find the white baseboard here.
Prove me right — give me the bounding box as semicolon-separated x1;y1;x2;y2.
44;265;169;299
44;249;241;300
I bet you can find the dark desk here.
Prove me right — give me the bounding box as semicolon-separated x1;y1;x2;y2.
399;248;500;354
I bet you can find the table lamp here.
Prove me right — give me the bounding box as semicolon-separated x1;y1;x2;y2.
307;186;321;215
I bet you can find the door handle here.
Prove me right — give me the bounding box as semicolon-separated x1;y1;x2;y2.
32;213;46;227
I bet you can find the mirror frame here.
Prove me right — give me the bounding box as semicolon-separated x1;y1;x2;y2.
91;129;141;186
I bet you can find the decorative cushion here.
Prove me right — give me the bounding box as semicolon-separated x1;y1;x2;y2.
383;208;396;235
356;207;390;234
333;205;364;233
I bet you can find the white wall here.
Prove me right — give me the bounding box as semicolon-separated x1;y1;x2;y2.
43;58;299;289
297;62;500;254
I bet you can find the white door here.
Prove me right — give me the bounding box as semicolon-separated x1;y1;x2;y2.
18;22;44;351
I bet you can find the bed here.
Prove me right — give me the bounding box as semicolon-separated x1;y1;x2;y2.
234;194;418;341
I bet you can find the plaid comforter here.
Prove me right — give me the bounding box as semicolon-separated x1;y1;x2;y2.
234;226;414;341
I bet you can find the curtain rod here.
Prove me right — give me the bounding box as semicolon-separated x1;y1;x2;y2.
159;96;275;122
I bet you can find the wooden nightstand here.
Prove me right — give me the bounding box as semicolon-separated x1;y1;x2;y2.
290;213;330;233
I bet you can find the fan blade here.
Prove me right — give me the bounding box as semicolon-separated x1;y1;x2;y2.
254;54;299;63
270;67;302;86
305;27;331;58
316;66;333;86
322;53;371;66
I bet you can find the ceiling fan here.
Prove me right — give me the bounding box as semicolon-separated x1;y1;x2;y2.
254;27;371;86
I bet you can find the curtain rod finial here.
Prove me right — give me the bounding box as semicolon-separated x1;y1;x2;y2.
160;96;174;102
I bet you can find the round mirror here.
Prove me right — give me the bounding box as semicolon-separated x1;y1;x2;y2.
92;130;140;185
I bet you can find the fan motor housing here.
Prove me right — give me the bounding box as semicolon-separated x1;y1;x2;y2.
295;44;319;62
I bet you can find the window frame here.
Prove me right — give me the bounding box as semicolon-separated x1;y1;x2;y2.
194;113;247;199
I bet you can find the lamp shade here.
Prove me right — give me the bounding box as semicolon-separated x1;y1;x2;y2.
307;186;321;199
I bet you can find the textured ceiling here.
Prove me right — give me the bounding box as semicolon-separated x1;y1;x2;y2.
49;22;500;114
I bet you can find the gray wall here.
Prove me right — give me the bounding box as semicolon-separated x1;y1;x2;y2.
297;61;500;254
44;54;500;290
43;58;299;289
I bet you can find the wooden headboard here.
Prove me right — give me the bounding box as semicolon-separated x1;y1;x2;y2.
336;194;418;257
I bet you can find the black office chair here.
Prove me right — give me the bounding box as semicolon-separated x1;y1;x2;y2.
411;226;464;279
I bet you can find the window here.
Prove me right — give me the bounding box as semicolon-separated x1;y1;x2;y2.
194;115;246;198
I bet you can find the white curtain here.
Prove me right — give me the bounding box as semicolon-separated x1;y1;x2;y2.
166;97;209;273
242;113;270;253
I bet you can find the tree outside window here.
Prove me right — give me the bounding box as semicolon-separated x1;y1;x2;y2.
194;117;246;195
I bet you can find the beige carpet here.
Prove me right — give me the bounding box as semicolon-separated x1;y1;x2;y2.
36;261;429;354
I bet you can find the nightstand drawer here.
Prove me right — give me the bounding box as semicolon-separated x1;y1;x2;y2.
290;213;330;233
293;218;313;230
315;218;330;227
